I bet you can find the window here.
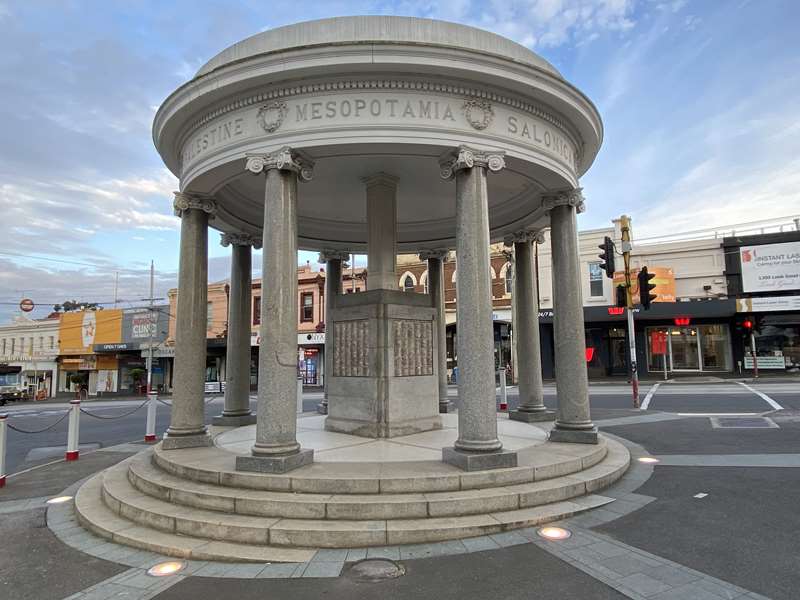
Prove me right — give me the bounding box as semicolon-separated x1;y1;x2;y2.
403;275;415;292
1;339;5;355
49;336;54;349
504;263;513;294
301;292;314;322
588;262;604;297
253;296;261;325
206;302;213;330
10;338;15;354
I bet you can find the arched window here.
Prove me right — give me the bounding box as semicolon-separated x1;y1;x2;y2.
504;263;513;294
403;274;415;292
420;270;429;294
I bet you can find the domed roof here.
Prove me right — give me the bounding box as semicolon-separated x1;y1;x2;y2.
196;15;562;79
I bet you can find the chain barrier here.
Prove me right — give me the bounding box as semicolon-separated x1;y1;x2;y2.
5;410;71;434
79;398;150;420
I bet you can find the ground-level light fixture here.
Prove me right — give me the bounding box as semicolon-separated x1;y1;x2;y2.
637;457;660;464
537;526;572;540
147;560;187;577
46;496;74;504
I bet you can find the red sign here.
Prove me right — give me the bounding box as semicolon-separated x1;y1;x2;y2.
674;317;691;326
19;298;34;312
607;307;625;316
585;347;595;362
650;331;667;355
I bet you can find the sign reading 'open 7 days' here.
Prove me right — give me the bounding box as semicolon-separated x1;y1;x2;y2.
181;92;579;175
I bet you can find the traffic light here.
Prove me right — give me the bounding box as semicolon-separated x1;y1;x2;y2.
638;266;657;309
615;284;627;308
742;315;760;334
598;236;615;278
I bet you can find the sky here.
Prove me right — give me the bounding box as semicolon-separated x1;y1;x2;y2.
1;0;799;323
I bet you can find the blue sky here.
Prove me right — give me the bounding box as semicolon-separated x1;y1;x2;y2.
1;0;798;322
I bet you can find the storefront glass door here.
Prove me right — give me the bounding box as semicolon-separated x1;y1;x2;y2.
669;327;701;370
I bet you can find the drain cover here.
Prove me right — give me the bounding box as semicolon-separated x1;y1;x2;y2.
346;559;406;582
710;417;778;429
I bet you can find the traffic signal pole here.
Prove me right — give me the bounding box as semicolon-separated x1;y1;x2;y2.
750;332;759;378
620;216;640;408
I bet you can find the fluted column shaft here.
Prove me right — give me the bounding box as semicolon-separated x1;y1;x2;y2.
548;191;598;443
164;194;215;449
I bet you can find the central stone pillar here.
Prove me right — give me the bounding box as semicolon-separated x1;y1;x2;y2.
364;173;398;291
545;189;598;444
440;146;517;471
163;193;216;450
420;249;450;413
213;233;260;427
506;230;553;423
236;147;315;473
318;249;349;415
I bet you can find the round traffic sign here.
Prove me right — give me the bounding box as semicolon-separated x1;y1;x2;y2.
19;298;35;312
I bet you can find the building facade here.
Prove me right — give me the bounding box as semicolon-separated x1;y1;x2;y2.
0;315;60;399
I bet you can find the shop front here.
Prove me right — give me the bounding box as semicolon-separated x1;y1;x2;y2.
58;309;123;396
298;332;324;386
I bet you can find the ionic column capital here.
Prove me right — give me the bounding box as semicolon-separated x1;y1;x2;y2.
173;192;217;218
318;249;351;263
542;188;586;214
419;248;450;262
220;232;262;250
245;146;314;182
439;145;506;180
503;229;547;247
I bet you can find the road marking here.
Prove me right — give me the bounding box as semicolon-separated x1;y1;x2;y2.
694;493;708;498
639;383;660;410
735;381;783;411
676;412;761;417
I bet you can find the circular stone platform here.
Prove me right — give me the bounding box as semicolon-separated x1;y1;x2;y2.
73;417;630;562
215;413;548;462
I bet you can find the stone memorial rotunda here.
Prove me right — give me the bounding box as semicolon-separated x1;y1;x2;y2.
75;16;630;561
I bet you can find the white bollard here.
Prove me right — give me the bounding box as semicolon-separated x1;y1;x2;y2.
297;378;303;414
66;400;80;461
499;368;508;411
145;392;158;442
0;414;7;488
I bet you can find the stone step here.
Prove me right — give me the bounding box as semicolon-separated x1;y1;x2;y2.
74;471;316;563
77;462;620;553
151;437;609;494
128;440;627;521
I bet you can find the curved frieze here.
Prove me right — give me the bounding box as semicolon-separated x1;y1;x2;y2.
178;80;582;179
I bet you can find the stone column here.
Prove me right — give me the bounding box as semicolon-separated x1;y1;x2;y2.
363;173;399;291
317;249;348;415
213;233;260;426
506;230;553;423
420;249;450;413
545;189;598;444
439;146;517;470
163;193;216;450
236;147;315;473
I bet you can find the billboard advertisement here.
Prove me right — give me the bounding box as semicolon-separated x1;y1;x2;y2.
740;241;800;293
613;266;676;304
121;306;170;347
59;310;123;355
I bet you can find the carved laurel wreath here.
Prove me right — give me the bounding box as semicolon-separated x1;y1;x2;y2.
256;101;288;133
462;98;494;130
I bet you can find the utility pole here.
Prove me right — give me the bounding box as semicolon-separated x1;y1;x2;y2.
620;216;639;408
146;261;155;395
113;271;119;308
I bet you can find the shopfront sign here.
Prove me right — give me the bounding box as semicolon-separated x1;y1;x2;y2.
740;241;800;293
744;355;786;370
298;332;325;345
613;267;676;304
650;331;667;355
122;307;170;347
736;296;800;313
59;310;123;355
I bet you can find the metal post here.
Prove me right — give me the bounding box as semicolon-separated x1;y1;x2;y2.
499;368;508;411
66;400;80;461
297;377;303;414
620;215;639;408
750;332;759;378
663;349;668;381
145;392;157;442
0;414;7;488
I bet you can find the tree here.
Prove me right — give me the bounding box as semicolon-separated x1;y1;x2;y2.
53;300;103;313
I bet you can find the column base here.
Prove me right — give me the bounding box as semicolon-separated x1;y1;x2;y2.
317;401;328;415
236;449;314;474
509;409;555;423
162;432;213;450
442;447;518;471
212;413;257;427
438;400;452;413
548;427;599;445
